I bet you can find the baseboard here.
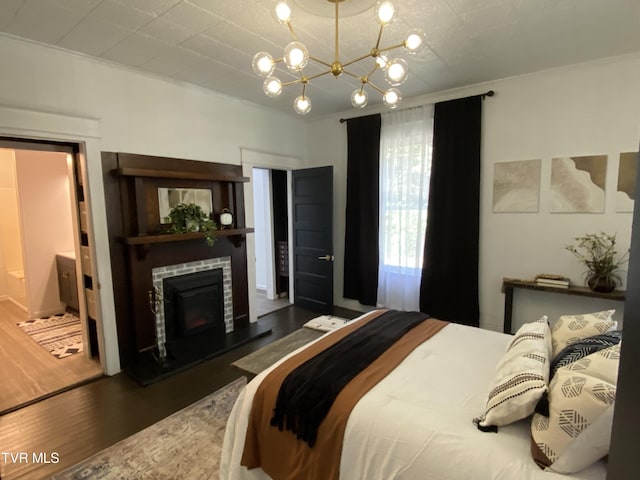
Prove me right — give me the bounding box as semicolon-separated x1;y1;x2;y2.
6;296;28;312
31;307;66;318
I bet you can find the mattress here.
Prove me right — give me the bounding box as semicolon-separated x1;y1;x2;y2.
220;317;607;480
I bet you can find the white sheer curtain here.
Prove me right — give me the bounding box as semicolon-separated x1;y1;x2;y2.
377;105;434;311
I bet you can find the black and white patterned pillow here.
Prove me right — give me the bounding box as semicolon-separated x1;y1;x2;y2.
551;331;622;379
551;310;616;359
474;316;551;431
531;343;620;473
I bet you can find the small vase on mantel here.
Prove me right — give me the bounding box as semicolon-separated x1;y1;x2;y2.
586;273;617;293
185;218;200;232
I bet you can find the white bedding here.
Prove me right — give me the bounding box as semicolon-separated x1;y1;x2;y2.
220;318;607;480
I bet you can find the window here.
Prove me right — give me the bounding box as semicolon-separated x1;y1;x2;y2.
377;105;434;310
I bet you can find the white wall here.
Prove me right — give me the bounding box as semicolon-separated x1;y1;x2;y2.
0;149;20;299
306;53;640;332
253;168;270;291
0;34;307;374
14;150;74;318
479;55;640;331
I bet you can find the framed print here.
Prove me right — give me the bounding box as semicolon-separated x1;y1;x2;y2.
158;187;213;223
616;151;638;212
493;159;541;213
550;155;607;213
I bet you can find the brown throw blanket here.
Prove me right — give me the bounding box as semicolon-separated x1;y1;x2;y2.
241;310;449;480
271;310;431;447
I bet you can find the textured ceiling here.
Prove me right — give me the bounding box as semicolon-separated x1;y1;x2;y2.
0;0;639;118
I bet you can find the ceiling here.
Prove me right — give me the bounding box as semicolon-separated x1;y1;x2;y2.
1;0;639;118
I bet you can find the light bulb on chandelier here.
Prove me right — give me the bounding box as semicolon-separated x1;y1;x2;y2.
252;52;275;76
385;58;408;86
252;0;426;115
383;88;402;108
375;54;389;69
405;29;426;53
263;76;283;97
351;88;368;108
274;2;292;22
374;1;397;25
283;41;309;71
294;95;312;115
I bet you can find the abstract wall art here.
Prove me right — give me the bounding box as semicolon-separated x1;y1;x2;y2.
492;159;541;213
616;151;638;212
550;155;607;213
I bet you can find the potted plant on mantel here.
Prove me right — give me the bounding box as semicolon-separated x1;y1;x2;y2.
565;232;629;293
165;203;218;246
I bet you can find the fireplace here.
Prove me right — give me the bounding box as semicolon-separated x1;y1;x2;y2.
152;257;233;363
103;152;273;385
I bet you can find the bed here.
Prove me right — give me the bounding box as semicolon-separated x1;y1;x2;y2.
220;310;610;480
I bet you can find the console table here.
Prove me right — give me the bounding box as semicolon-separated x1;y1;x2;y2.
501;278;625;334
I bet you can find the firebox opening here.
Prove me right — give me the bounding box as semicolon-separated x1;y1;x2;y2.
176;284;224;336
163;268;225;350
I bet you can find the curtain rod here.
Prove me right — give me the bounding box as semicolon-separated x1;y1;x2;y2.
339;90;495;123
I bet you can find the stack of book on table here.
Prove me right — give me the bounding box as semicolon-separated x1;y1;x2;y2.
534;273;571;288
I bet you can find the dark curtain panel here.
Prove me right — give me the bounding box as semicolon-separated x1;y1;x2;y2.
419;96;482;326
343;114;381;306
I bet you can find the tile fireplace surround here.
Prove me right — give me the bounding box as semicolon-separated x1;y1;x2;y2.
152;256;233;358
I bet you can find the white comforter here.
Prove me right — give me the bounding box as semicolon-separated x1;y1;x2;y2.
220;319;607;480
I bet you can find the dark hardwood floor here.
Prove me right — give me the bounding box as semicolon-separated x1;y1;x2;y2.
0;305;361;480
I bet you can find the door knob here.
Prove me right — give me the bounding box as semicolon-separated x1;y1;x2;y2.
318;255;334;261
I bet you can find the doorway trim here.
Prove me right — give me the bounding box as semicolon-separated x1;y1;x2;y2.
0;104;120;375
241;148;302;322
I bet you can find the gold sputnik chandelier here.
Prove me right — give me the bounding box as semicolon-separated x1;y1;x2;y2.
252;0;426;115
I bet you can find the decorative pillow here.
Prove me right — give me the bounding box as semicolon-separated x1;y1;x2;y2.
560;343;621;380
474;316;551;430
551;310;616;359
551;331;622;379
531;343;620;473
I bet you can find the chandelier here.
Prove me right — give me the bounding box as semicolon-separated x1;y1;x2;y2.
252;0;426;115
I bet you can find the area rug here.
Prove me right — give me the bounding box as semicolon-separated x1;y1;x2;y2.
16;312;83;359
231;316;350;376
51;376;247;480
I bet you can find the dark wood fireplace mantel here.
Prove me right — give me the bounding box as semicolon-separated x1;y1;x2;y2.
102;152;256;372
122;228;254;259
122;228;253;245
112;166;249;182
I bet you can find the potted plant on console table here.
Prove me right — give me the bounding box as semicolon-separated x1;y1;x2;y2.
165;202;218;246
565;232;629;293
